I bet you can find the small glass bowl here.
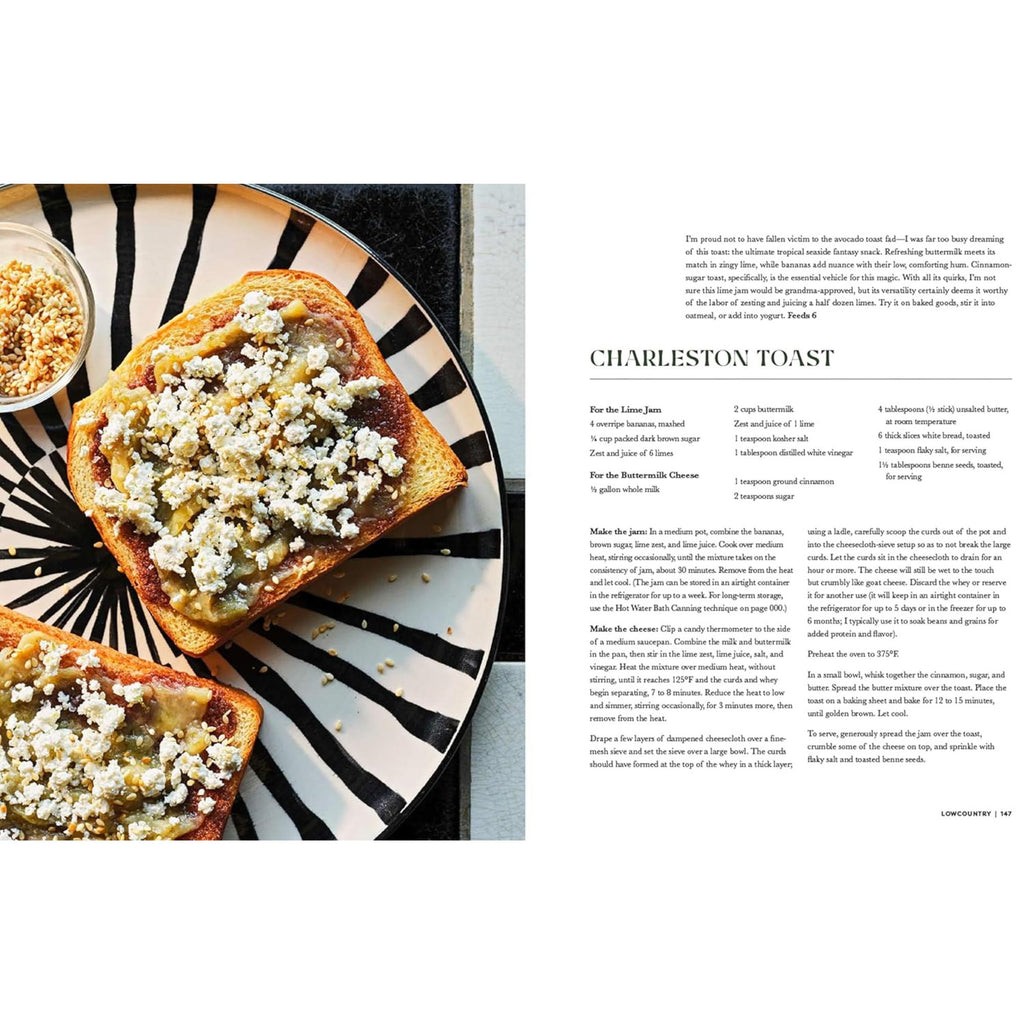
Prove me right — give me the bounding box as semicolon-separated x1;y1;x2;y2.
0;221;95;412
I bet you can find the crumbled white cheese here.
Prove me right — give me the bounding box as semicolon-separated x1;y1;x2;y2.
205;741;243;772
38;641;69;682
151;533;190;577
182;355;224;379
312;366;340;390
0;636;247;841
306;344;329;371
121;682;146;705
128;821;152;841
95;292;406;605
233;290;287;337
165;783;189;807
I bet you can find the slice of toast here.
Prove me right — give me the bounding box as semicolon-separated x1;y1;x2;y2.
67;270;467;656
0;605;261;841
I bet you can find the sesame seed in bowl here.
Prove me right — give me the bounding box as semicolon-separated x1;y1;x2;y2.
0;222;94;412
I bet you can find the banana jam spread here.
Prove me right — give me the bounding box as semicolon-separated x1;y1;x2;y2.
0;633;243;840
85;291;408;626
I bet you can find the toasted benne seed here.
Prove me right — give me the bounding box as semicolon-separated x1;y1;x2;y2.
334;720;343;731
384;658;395;667
6;546;15;556
421;573;431;583
0;260;84;397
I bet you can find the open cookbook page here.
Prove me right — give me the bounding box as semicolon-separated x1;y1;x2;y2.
4;2;1019;1021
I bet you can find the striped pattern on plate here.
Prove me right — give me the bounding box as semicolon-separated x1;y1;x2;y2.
0;183;507;840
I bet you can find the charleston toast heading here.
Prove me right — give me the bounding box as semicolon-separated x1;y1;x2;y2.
590;348;834;368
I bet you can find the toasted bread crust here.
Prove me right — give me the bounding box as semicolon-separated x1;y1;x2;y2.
67;270;467;655
0;604;262;841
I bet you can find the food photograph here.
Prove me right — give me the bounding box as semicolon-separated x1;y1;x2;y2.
0;183;524;841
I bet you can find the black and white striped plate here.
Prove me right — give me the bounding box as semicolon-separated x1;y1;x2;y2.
0;184;506;839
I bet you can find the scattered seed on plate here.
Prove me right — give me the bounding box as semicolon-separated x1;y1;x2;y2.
93;541;104;548
392;623;399;633
387;574;398;583
33;566;41;577
376;664;384;674
421;573;431;583
440;548;451;556
447;627;453;635
258;666;268;674
334;720;343;731
321;673;333;685
361;620;367;629
394;688;404;698
384;658;395;668
328;648;337;657
6;546;15;556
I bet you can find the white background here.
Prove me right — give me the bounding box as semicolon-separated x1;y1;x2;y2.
6;2;1021;1021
